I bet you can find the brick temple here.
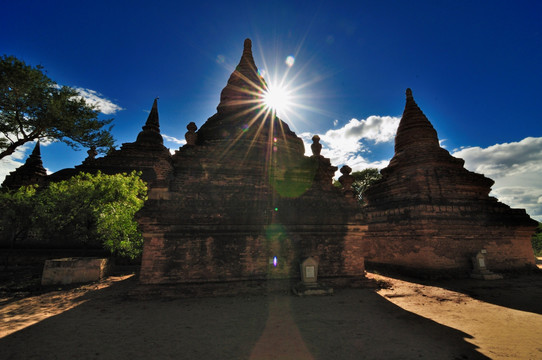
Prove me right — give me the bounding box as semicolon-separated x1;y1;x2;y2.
2;38;537;281
137;39;365;284
362;88;537;276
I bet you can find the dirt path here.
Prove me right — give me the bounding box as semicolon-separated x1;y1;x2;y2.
373;273;542;359
1;271;542;359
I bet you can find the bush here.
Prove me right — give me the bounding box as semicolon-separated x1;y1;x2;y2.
0;171;147;259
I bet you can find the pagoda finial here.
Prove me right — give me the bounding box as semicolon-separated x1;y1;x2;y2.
244;38;252;50
394;88;440;153
135;98;164;146
216;38;265;113
145;97;160;129
31;140;41;156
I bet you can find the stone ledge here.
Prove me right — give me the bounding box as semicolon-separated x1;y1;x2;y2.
41;257;110;286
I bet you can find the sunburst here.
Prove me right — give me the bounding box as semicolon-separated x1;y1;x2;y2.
262;84;292;116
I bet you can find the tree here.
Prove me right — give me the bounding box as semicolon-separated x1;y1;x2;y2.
532;222;542;257
333;168;382;204
33;171;147;259
351;168;382;204
0;185;37;267
0;55;114;160
0;172;147;260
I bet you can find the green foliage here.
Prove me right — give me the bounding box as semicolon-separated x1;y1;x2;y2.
532;222;542;256
0;55;114;160
0;185;37;247
0;172;147;259
351;168;382;204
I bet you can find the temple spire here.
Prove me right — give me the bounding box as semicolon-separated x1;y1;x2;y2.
31;140;42;157
135;98;164;146
394;88;440;153
217;38;266;113
144;97;160;131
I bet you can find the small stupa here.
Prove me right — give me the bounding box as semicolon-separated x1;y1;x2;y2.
1;141;48;190
362;89;537;276
60;98;173;188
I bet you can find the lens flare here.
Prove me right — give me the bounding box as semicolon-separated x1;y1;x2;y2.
285;55;295;67
273;256;278;267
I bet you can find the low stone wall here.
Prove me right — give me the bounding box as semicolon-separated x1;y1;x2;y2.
41;257;110;285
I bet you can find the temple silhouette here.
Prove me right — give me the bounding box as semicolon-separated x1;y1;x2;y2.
2;38;537;282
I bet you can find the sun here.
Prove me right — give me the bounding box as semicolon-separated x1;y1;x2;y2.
263;84;292;115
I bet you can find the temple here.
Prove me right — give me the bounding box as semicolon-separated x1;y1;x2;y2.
361;89;537;276
2;39;537;281
137;39;365;284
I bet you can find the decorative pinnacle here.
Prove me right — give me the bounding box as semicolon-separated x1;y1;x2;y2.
146;98;159;128
244;38;252;50
31;140;41;156
406;88;413;99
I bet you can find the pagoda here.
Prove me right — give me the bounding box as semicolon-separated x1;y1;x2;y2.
137;39;365;284
49;98;173;188
1;141;48;190
362;89;537;276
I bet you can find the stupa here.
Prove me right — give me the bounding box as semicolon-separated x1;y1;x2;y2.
137;39;365;284
48;98;172;188
362;89;537;276
1;141;48;190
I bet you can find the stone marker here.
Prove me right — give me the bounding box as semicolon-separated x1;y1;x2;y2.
470;250;503;280
41;258;110;286
300;257;319;287
293;257;333;296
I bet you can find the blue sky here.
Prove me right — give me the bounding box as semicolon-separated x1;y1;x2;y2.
1;1;541;220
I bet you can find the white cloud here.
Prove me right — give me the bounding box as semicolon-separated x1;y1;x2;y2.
453;137;542;221
73;87;124;115
322;116;400;145
300;115;400;177
0;136;55;184
0;142;32;185
162;134;187;145
162;134;187;155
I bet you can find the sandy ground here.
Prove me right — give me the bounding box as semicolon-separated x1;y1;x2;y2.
1;268;542;360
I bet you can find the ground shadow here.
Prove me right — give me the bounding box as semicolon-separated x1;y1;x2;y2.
1;277;490;359
434;274;542;315
290;288;488;360
368;267;542;315
1;277;270;359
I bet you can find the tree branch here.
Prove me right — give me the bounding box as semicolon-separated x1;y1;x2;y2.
15;110;28;139
0;137;35;160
